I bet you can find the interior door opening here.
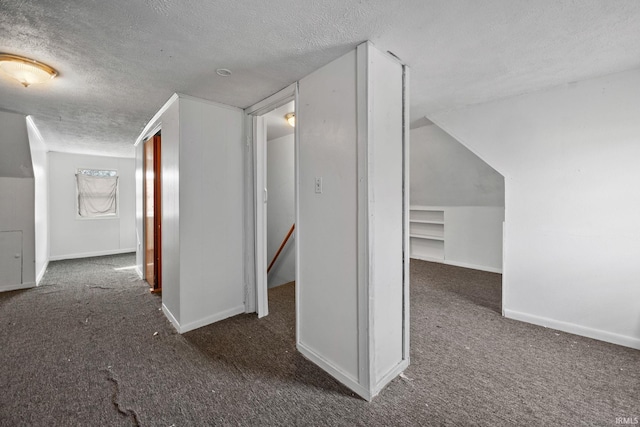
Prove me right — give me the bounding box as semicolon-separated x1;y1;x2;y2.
144;132;162;293
248;87;297;319
265;101;296;294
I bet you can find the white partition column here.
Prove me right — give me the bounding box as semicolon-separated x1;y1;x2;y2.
152;94;246;333
297;42;409;400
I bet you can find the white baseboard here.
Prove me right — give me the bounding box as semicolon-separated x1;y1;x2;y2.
165;304;246;334
36;260;49;285
162;303;181;332
504;309;640;350
411;256;502;274
0;282;36;293
49;248;136;261
135;266;143;279
372;359;410;398
297;341;371;401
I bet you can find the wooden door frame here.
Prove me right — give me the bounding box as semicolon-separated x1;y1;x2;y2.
144;134;162;292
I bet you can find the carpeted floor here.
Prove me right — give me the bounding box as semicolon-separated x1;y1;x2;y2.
0;253;638;426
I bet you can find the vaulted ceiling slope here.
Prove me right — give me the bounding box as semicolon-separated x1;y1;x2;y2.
1;0;639;158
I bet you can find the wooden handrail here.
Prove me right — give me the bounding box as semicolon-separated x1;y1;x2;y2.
267;223;295;274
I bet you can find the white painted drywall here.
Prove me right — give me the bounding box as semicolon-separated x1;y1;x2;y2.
297;43;408;400
48;152;136;260
160;98;181;323
410;124;504;207
266;133;295;288
26;118;49;284
0;177;35;290
410;124;504;272
431;68;640;349
0;111;33;179
298;50;360;384
134;142;144;278
0;111;35;290
444;206;504;272
368;46;404;386
178;96;245;329
158;95;245;333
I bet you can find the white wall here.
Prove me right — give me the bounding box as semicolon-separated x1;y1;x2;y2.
160;98;181;322
266;133;295;288
410;124;504;206
432;68;640;349
134;142;144;278
26;118;49;283
48;152;136;260
0;111;35;291
410;124;504;272
0;177;35;289
297;43;408;400
0;110;33;179
298;49;360;386
158;95;245;333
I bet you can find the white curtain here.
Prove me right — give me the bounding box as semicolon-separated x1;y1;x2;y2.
76;174;118;217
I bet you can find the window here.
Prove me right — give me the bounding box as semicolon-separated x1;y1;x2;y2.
76;169;119;218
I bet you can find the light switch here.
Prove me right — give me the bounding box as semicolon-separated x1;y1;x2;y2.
315;177;323;194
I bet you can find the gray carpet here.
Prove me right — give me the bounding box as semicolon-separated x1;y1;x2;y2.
0;253;638;426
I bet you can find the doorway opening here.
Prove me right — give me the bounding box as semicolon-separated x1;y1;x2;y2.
143;132;162;293
264;101;296;306
246;85;297;319
408;122;505;312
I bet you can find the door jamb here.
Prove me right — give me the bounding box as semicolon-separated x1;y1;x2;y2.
244;83;297;318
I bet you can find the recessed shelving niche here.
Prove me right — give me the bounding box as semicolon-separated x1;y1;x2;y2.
409;206;444;261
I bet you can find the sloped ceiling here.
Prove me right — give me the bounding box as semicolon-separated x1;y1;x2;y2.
0;110;33;178
1;0;639;158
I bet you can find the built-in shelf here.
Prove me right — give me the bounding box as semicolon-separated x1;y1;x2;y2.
409;206;445;261
410;219;444;225
409;233;444;241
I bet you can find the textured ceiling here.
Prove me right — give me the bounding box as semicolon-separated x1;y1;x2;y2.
1;0;640;158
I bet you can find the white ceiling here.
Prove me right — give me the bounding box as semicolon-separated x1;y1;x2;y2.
266;101;295;141
1;0;640;158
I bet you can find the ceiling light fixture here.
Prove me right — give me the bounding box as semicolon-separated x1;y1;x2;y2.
285;112;295;127
216;68;232;77
0;53;57;87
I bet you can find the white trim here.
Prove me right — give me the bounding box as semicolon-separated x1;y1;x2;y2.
245;83;297;115
372;359;410;397
504;309;640;350
293;83;301;346
410;256;503;274
254;115;268;318
36;260;49;285
243;115;256;314
135;266;143;279
49;248;136;261
26;116;46;147
356;41;371;389
297;341;372;401
401;63;411;365
162;303;180;332
134;93;178;147
178;305;246;334
245;84;297;318
0;282;36;293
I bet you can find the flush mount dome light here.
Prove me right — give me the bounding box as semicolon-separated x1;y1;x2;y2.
216;68;232;77
0;53;57;87
285;112;295;127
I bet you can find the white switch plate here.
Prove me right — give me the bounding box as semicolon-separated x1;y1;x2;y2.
315;177;322;194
